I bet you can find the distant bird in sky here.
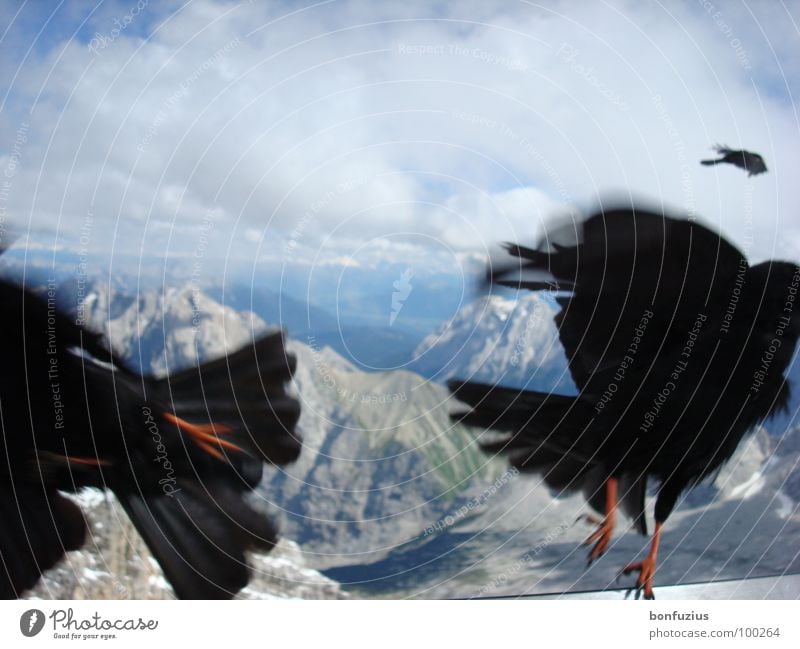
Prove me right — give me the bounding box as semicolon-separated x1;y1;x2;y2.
0;243;302;599
701;145;767;176
450;205;800;599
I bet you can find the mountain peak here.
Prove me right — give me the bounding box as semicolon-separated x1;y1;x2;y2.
77;281;269;376
410;293;574;392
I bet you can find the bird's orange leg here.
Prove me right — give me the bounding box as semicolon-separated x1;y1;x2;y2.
622;522;662;600
582;477;618;565
162;412;242;461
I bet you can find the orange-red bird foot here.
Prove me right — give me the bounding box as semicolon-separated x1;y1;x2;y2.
621;522;662;600
580;478;618;565
583;515;615;565
622;556;657;600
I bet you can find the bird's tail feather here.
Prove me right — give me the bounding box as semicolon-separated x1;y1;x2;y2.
700;159;721;166
488;242;567;292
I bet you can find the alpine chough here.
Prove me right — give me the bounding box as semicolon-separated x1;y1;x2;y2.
701;145;767;176
0;252;301;599
450;205;799;598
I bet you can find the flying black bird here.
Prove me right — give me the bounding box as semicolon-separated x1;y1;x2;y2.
0;254;301;599
701;145;767;176
450;206;800;598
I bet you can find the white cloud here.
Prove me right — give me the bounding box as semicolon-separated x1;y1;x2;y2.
1;0;798;268
320;255;360;268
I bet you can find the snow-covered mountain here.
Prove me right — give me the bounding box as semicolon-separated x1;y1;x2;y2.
25;491;346;600
29;281;347;599
271;340;501;569
32;280;800;599
410;293;575;393
32;281;505;598
75;281;268;376
73;280;504;562
326;425;800;598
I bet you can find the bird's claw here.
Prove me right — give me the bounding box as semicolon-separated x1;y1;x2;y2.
582;515;614;566
576;513;603;526
619;558;656;600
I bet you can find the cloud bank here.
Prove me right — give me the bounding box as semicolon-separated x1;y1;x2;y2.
1;0;798;279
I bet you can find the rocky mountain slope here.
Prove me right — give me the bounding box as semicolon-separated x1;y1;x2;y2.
27;279;800;599
29;281;505;598
26;491;346;600
270;339;502;569
410;293;575;392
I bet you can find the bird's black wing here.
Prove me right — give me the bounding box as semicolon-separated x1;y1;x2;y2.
1;266;301;599
493;207;746;394
112;331;302;599
115;483;278;599
157;331;302;469
0;486;86;598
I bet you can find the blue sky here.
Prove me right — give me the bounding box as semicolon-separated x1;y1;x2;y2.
1;0;799;294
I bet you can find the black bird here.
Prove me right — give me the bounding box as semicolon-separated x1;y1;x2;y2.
450;206;800;599
701;145;767;176
0;253;302;598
